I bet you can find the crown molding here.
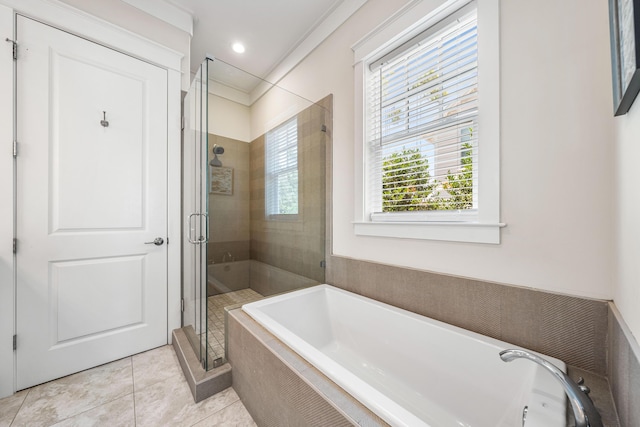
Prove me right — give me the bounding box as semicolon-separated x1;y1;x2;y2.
121;0;193;36
0;0;183;71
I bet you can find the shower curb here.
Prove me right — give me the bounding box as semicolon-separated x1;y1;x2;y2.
171;328;232;403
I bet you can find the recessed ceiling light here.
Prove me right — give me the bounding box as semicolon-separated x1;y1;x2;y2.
232;42;245;54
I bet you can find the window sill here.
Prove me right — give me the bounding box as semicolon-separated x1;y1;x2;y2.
353;221;506;244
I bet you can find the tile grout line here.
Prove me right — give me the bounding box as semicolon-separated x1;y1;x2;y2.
131;356;137;426
5;347;254;426
186;394;242;427
205;289;263;363
48;393;135;427
57;356;136;426
8;357;138;426
8;389;30;427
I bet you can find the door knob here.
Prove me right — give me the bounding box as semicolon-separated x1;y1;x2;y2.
145;237;164;246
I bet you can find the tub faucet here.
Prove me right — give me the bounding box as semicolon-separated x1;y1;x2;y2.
499;349;602;427
222;251;233;263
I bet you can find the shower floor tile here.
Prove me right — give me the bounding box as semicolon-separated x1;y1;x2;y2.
206;288;263;367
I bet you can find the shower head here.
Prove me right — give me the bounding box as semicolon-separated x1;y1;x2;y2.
209;154;222;167
210;144;224;167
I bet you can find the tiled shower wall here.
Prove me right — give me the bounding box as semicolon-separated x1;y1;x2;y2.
249;95;332;283
207;134;250;264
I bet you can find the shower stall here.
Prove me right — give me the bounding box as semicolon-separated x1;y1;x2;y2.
182;57;330;371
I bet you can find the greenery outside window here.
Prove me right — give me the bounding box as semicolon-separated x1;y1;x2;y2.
368;2;478;218
353;0;502;243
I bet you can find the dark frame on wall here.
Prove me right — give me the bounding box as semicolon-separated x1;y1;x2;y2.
609;0;640;116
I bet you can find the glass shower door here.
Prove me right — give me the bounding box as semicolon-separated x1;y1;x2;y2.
182;59;210;368
183;56;330;372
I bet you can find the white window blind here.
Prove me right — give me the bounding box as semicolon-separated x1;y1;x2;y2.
367;2;478;218
266;117;298;216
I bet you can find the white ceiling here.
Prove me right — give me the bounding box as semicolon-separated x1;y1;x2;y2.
122;0;368;93
171;0;345;78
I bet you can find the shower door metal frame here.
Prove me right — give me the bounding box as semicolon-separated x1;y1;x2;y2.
182;57;211;369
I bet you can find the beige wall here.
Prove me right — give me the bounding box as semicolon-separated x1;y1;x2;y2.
614;88;640;340
271;0;615;301
208;94;251;143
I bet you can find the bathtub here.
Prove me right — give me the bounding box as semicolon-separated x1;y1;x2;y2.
242;284;567;427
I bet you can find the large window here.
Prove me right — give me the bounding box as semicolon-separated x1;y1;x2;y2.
265;117;298;217
353;0;501;243
369;3;478;217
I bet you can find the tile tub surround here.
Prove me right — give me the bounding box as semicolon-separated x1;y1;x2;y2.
326;255;609;376
566;366;620;426
229;306;620;427
0;345;256;426
227;309;389;427
608;303;640;427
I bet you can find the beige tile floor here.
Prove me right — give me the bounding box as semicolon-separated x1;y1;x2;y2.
0;346;256;427
205;289;263;366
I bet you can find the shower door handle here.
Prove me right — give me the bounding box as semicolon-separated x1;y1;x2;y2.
145;237;164;246
188;213;198;243
201;213;209;244
187;213;209;244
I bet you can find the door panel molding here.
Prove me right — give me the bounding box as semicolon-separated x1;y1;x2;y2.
16;15;168;390
52;255;145;343
0;1;182;398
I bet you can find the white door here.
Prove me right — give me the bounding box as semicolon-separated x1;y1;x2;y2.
16;16;168;389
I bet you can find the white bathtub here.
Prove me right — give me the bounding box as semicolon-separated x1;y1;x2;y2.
242;284;567;427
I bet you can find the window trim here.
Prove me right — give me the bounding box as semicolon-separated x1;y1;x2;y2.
352;0;503;244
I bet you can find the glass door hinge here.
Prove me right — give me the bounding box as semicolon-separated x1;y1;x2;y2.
12;238;16;254
13;335;16;350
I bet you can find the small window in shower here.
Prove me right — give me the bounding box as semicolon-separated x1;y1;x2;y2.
265;117;299;218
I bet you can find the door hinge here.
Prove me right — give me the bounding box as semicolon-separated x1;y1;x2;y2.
5;38;17;60
181;116;185;131
13;335;16;350
13;140;18;157
320;260;326;268
12;238;17;254
181;298;184;313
